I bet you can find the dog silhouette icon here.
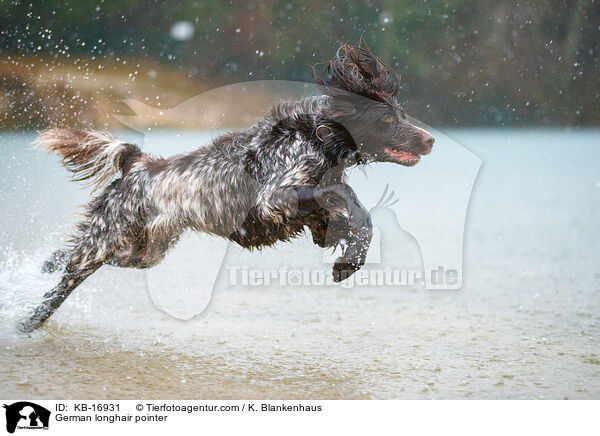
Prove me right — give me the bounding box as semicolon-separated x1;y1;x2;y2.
3;402;50;434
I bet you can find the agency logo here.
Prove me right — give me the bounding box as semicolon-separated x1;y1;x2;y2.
113;80;481;319
2;402;50;434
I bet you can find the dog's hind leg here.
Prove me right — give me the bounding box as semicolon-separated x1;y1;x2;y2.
20;257;102;332
21;182;145;332
21;223;114;332
41;249;71;273
21;221;122;332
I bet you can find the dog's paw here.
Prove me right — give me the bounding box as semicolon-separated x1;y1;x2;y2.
41;249;69;273
41;260;59;274
16;319;35;334
332;256;361;283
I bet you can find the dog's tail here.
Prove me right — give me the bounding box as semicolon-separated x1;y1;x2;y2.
35;128;143;190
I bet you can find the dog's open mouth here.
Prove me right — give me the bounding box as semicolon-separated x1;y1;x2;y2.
383;148;421;166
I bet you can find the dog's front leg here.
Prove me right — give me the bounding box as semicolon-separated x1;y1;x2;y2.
297;184;373;282
257;183;372;281
329;216;372;282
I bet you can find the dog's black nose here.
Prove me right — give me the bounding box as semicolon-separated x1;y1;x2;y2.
418;129;434;154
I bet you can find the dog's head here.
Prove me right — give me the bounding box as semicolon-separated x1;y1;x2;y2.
314;44;434;166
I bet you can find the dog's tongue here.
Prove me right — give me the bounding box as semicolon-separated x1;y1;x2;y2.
395;150;416;160
384;148;419;161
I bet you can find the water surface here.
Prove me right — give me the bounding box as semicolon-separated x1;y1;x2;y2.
0;129;598;399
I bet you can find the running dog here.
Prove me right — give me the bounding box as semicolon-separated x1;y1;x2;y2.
21;44;434;332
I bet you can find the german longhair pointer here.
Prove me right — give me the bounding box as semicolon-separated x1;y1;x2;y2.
21;44;434;332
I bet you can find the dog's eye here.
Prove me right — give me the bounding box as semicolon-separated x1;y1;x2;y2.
381;115;395;123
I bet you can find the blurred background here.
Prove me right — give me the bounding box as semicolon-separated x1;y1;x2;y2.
1;1;600;400
1;0;599;129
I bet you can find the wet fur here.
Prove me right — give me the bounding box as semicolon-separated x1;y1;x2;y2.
21;44;432;332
